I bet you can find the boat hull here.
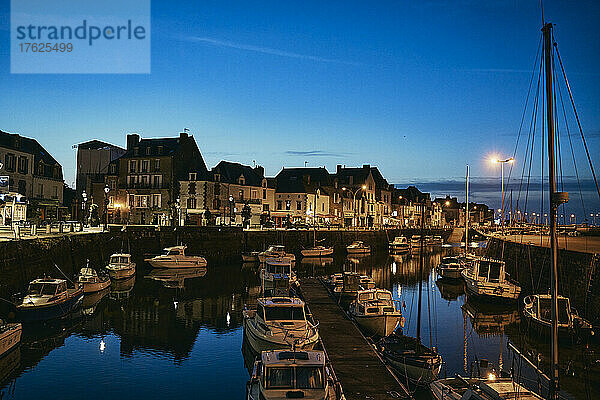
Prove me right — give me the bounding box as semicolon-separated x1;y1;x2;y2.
17;291;83;322
347;248;370;255
385;354;442;385
462;272;520;302
243;317;318;354
389;245;410;254
107;266;135;280
0;323;22;357
301;248;334;257
242;254;259;262
352;313;401;337
82;278;111;293
146;258;207;268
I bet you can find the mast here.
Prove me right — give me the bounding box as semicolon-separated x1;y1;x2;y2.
543;22;564;400
465;164;469;254
416;199;425;347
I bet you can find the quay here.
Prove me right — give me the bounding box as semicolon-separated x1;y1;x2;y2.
299;277;412;400
490;232;600;254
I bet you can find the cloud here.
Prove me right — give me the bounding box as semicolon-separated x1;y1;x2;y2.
185;36;360;66
285;150;350;158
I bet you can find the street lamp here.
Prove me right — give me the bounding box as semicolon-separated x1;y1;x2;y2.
342;185;366;228
103;186;110;231
82;191;87;227
491;157;514;233
229;195;234;226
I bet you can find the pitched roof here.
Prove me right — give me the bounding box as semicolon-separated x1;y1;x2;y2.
0;130;63;178
275;167;331;193
77;140;125;151
212;161;265;186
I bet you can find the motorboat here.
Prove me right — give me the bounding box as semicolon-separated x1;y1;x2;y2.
301;246;334;258
378;333;442;385
431;377;543;400
346;241;370;255
430;235;444;245
0;320;22;357
77;267;111;293
424;235;433;244
258;245;296;263
411;235;422;248
145;267;207;289
436;256;464;280
243;297;319;353
260;257;296;286
145;246;207;268
330;272;375;297
242;251;260;262
16;278;83;322
461;258;521;302
246;350;337;400
106;253;136;280
523;294;593;336
348;289;403;337
389;236;410;254
430;359;499;400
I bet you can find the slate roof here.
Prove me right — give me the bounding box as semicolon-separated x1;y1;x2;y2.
0;130;63;179
77;140;125;151
274;167;331;193
211;161;265;186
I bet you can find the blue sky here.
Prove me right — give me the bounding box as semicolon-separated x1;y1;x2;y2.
1;0;599;194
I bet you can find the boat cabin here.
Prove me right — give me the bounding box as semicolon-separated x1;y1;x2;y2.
258;351;326;392
162;246;187;256
77;268;100;282
110;254;132;265
256;297;307;322
391;236;408;245
526;295;571;325
355;289;397;314
265;262;292;276
27;279;67;297
471;258;507;283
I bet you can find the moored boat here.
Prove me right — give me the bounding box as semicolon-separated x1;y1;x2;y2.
332;272;376;303
436;256;464;280
523;293;593;337
346;241;370;255
411;235;422;248
0;320;22;357
77;267;111;293
16;278;83;322
258;245;296;263
349;288;403;337
461;258;521;302
246;350;337;400
260;257;297;286
145;246;207;268
389;236;410;254
242;251;260;262
301;246;334;258
106;253;136;280
243;297;319;353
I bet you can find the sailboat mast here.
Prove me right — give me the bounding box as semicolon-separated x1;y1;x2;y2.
465;164;469;254
416;199;425;347
543;21;560;400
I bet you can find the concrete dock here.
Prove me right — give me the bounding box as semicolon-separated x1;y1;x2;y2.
299;278;412;400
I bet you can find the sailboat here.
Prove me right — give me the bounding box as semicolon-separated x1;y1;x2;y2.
378;202;442;385
301;223;333;257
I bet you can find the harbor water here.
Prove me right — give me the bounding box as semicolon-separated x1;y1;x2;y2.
1;246;598;399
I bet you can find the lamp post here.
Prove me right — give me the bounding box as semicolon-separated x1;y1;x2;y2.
229;195;234;226
342;185;366;229
491;157;514;233
103;186;110;231
82;191;87;228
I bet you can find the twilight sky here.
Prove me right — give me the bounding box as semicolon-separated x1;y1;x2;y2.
1;0;599;196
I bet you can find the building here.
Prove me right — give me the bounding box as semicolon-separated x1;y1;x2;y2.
105;131;208;225
179;161;275;226
0;130;64;221
434;196;494;227
272;167;331;227
76;140;126;195
390;186;433;227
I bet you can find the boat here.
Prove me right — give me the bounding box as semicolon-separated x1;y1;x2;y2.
81;287;110;316
461;301;519;336
258;245;296;263
260;257;297;286
430;235;444;245
0;320;22;357
301;245;334;258
436;256;464;280
145;245;207;268
242;251;260;262
389;236;411;254
106;253;136;280
145;267;207;289
331;272;376;303
523;294;593;337
430;359;499;400
435;279;464;301
246;350;337;400
461;258;521;302
379;209;442;385
243;297;319;353
348;288;403;337
346;241;370;254
410;235;422;248
77;266;111;293
16;278;83;322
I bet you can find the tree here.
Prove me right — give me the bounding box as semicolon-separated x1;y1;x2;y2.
241;203;252;228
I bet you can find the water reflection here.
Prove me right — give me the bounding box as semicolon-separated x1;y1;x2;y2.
145;267;207;289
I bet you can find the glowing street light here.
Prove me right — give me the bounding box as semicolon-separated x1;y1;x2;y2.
491;157;514;233
342;185;367;228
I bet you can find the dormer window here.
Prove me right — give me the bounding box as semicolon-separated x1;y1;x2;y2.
146;147;151;155
189;172;197;181
214;173;220;182
238;175;245;185
157;146;163;154
134;147;139;155
262;179;267;188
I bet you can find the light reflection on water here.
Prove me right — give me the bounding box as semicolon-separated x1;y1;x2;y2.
1;247;597;400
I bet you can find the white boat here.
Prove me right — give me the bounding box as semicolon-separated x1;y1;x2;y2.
246;350;337;400
349;289;403;337
410;235;422;248
16;278;84;322
260;257;297;285
301;246;334;257
461;258;521;302
77;267;111;293
378;334;442;385
106;253;136;280
432;378;543;400
145;246;207;268
332;272;376;303
389;236;411;254
346;241;370;254
242;251;260;262
437;256;465;280
243;297;319;353
258;245;296;263
0;320;22;357
523;293;593;336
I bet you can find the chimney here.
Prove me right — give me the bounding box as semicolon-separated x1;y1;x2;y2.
363;164;370;170
254;165;265;178
179;131;188;140
126;133;140;150
336;164;342;174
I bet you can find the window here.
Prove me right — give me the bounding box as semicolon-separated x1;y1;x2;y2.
264;306;305;321
141;175;148;187
263;204;269;212
265;368;293;389
152;194;161;208
128;195;134;207
263;189;266;200
189;172;197;180
277;200;282;210
146;147;151;155
322;203;325;212
297;201;302;210
251;190;257;199
188;182;196;195
141;160;149;172
285;200;291;211
110;164;116;174
109;196;114;207
157;146;163;155
239;190;244;200
129;160;137;173
18;156;28;174
4;154;15;172
37;183;44;197
53;186;58;198
187;198;197;209
109;179;117;190
154;159;160;171
133;195;148;208
214;173;220;182
153;175;162;188
238;176;245;185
